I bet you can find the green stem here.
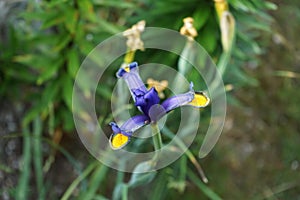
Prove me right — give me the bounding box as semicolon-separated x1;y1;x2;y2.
16;125;31;200
61;161;98;200
33;117;45;200
122;184;128;200
124;49;136;64
187;170;222;200
151;123;163;165
151;123;163;150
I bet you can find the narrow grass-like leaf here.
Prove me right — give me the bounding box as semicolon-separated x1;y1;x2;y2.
62;74;73;111
16;125;31;200
33;117;45;200
274;70;300;79
122;184;128;200
150;172;168;200
92;0;136;9
42;138;83;175
37;58;64;85
67;48;80;78
79;164;109;200
193;5;211;30
162;127;208;183
128;161;157;188
187;170;222;200
61;161;98;200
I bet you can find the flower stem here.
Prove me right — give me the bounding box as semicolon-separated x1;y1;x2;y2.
151;123;163;165
151;123;163;150
124;50;136;64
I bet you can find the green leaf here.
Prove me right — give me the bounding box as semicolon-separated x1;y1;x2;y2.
32;117;46;200
67;48;80;78
187;170;223;200
19;11;49;21
64;8;79;34
264;1;278;10
41;11;65;29
97;19;122;34
23;103;44;126
53;34;72;52
61;162;97;200
78;40;95;55
199;26;217;53
128;161;157;188
61;108;75;131
78;0;97;22
193;5;211;30
62;74;74;111
112;183;124;200
22;80;60;126
229;0;256;12
48;0;68;7
79;164;109;200
92;0;136;8
13;54;44;69
37;58;63;85
96;85;112;100
16;126;31;200
42;81;60;104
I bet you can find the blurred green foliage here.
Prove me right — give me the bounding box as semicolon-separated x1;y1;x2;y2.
0;0;277;199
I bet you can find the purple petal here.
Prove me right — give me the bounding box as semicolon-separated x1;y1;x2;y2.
120;114;150;132
148;104;166;122
109;122;121;133
161;91;194;113
117;62;147;97
133;87;160;115
109;122;132;136
124;68;147;92
117;62;138;78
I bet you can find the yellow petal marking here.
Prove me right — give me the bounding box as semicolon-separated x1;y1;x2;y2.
110;133;129;149
189;92;210;108
124;66;130;72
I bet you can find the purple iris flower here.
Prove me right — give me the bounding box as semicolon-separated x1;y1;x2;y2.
109;62;210;150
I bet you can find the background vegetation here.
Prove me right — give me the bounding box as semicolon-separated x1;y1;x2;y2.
0;0;299;199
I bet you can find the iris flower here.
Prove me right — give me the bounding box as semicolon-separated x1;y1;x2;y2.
109;62;210;150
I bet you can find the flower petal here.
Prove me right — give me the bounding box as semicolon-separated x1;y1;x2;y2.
117;62;147;96
161;91;194;113
188;91;210;108
109;133;130;150
134;87;160;115
161;82;210;113
109;122;121;133
109;115;150;150
120;114;150;132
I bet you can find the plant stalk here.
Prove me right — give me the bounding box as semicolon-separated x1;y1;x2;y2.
151;123;163;165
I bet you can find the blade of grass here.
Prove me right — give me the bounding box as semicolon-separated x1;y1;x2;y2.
43;128;63;173
1;133;82;175
61;161;98;200
179;155;187;182
33;117;45;200
187;170;222;200
79;164;109;200
42;137;83;175
122;184;128;200
16;125;31;200
150;172;168;200
162;127;208;183
274;70;300;79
